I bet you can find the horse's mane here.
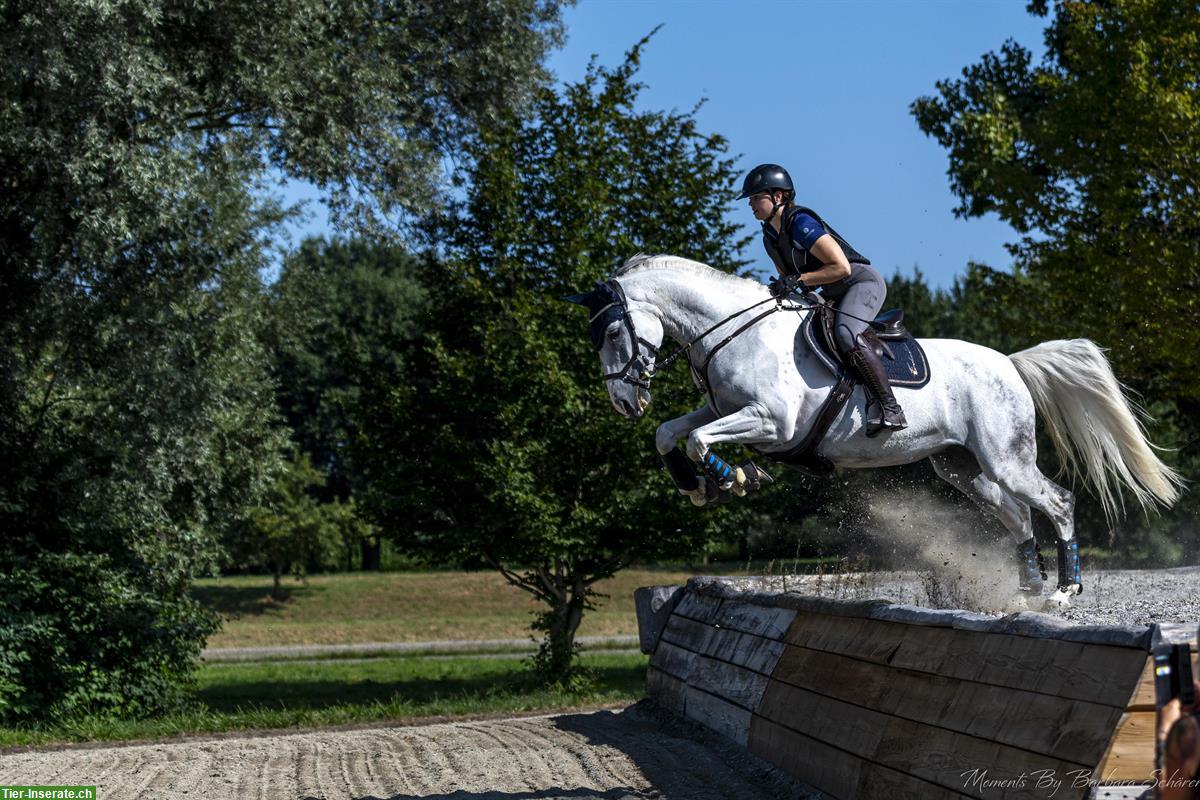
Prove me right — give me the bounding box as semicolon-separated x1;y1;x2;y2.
612;253;753;288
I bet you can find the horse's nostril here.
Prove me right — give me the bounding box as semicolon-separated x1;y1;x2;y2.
618;398;634;417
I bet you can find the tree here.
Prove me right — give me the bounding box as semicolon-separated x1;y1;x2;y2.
267;238;428;568
224;452;368;599
911;0;1198;559
359;37;754;684
910;0;1199;399
0;0;567;721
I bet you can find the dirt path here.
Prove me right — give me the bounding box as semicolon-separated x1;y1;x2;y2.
0;704;818;800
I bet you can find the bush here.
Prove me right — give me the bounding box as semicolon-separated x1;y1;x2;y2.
0;552;218;722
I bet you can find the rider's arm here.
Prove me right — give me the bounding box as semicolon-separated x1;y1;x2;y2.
799;233;852;286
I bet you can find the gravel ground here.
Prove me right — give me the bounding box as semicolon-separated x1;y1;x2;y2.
767;566;1200;628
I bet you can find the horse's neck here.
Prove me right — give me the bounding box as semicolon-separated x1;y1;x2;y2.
624;268;759;345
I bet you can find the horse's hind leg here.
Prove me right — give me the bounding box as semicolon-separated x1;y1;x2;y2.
929;447;1046;594
972;443;1081;608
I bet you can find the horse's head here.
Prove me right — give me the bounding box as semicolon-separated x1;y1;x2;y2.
562;280;663;420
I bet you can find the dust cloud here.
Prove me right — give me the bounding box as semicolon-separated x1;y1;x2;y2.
861;486;1032;614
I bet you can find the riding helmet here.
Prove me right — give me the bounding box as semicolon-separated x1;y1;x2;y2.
736;163;794;200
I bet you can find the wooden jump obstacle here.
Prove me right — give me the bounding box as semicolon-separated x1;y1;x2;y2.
634;576;1198;800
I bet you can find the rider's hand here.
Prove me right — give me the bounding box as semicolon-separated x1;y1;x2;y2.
1158;683;1200;799
768;274;798;299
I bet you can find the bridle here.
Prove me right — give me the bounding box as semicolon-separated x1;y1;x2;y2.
591;278;802;395
589;280;660;390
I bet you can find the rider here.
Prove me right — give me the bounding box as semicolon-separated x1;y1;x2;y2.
737;163;907;437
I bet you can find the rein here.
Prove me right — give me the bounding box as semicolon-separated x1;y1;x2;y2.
596;276;890;396
622;284;815;393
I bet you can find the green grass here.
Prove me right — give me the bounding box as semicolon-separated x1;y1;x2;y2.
194;562;839;649
0;652;649;749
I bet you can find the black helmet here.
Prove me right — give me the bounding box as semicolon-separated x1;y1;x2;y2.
736;163;793;200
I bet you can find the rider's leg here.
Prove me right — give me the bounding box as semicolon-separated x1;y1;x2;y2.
833;277;906;437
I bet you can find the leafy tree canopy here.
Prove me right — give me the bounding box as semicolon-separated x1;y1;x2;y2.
911;0;1200;402
0;0;566;720
359;36;754;682
268;238;428;502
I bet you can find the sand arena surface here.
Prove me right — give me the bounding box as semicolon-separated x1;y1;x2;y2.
0;704;817;800
4;567;1196;798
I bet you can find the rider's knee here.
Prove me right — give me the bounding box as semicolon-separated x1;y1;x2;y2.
834;324;857;355
654;423;677;455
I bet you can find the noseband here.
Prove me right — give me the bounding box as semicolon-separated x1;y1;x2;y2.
588;280;659;390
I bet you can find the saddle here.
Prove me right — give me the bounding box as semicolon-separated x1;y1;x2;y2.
760;297;931;476
802;301;931;388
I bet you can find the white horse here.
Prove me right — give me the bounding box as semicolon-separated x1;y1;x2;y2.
564;254;1183;609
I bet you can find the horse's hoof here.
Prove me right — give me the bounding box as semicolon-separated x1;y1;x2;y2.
1043;585;1080;610
732;467;747;496
685;477;707;506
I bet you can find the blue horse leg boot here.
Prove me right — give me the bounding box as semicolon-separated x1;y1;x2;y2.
703;451;737;490
1016;537;1046;594
660;447;700;493
1056;537;1082;595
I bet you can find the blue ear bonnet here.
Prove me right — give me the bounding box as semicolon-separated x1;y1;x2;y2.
563;281;627;350
588;282;627;350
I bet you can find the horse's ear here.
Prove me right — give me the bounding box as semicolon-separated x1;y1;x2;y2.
560;291;593;306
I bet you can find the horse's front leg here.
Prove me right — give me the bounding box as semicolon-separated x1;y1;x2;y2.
655;405;717;498
684;401;782;503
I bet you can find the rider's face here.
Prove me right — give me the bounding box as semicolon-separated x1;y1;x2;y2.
749;191;777;221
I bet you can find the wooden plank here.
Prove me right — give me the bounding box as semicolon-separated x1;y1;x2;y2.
1093;712;1156;783
649;636;696;681
673;590;724;625
1128;651;1199;711
781;612;1146;708
748;712;866;800
756;680;1089;799
749;714;969;800
660;614;787;675
646;665;686;716
688;646;769;710
686;685;752;746
650;640;767;710
714;599;796;640
769;643;1123;767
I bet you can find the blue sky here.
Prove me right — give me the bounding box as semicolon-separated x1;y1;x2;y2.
284;1;1050;289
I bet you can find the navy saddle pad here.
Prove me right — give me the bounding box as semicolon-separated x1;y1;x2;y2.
801;307;931;389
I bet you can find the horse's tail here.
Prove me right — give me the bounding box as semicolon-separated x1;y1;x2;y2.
1008;338;1184;522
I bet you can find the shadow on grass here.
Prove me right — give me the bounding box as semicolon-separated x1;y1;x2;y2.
190;582;315;617
198;663;647;713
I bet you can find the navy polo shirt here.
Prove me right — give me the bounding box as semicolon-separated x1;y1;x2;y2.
790;212;826;250
763;211;826;251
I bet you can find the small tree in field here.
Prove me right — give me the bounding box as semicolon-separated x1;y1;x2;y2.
224;452;371;599
359;38;755;684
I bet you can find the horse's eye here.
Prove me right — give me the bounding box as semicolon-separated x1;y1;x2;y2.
607;328;620;341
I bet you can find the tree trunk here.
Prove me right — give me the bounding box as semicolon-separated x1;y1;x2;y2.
534;577;587;685
360;536;381;571
272;568;284;600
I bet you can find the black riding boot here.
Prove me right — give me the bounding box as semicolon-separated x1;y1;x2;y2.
846;333;907;437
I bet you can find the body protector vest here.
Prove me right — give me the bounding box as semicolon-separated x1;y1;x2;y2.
762;205;870;281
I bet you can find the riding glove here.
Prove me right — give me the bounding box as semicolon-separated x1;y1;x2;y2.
768;274;805;299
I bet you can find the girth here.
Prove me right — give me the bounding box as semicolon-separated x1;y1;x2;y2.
760;300;931;475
